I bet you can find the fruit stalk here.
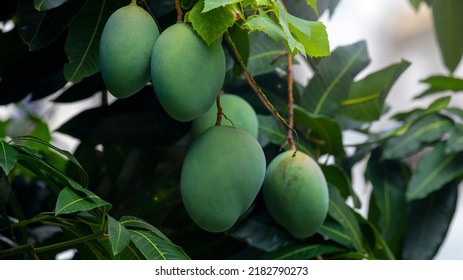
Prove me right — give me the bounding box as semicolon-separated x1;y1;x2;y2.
175;0;183;22
215;95;223;126
285;51;296;153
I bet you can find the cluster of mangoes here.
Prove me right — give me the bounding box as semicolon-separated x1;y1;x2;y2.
99;2;329;239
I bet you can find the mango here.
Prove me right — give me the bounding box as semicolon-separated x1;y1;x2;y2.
191;94;259;139
151;23;226;122
263;150;329;238
180;126;266;232
99;3;159;98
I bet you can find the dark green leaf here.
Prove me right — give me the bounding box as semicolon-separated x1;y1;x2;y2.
129;230;189;260
0;170;11;209
446;123;463;153
260;243;344;260
402;182;458;259
300;41;370;116
34;0;70;11
229;23;250;76
247;32;287;76
318;217;353;248
432;0;463;73
186;0;235;45
340;60;410;121
293;106;344;156
409;0;423;9
366;149;408;255
406;142;463;201
53;73;104;103
55;187;111;215
321;165;360;208
0;140;17;175
418;75;463;97
382;114;453;159
120;216;171;242
64;0;120;82
107;215;131;255
355;212;395;260
327;0;340;17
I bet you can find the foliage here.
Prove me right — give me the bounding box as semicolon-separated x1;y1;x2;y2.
0;0;462;260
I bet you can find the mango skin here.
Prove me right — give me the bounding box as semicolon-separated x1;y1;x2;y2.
151;23;226;122
191;94;259;139
263;150;329;238
180;126;266;232
99;3;159;98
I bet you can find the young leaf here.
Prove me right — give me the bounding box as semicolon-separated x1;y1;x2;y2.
340;60;410;122
402;182;458;259
432;0;463;73
245;13;287;44
300;41;370;116
129;230;190;260
186;0;235;45
406;142;463;201
63;0;120;83
259;243;344;260
0;140;17;175
286;13;330;57
417;75;463;98
55;186;111;215
203;0;241;12
107;215;131;255
34;0;70;11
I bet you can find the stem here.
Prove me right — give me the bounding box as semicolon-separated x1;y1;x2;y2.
285;52;297;154
224;31;294;135
215;95;223;126
131;0;136;4
175;0;183;22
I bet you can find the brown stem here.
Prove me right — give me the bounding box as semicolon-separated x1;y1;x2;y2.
215;95;223;126
131;0;137;4
285;52;296;154
175;0;183;22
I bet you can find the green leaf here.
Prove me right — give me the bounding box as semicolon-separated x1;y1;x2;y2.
293;106;344;156
55;186;111;215
432;0;463;73
300;41;370;116
107;215;131;255
34;0;70;11
0;169;11;209
327;0;340;17
445;123;463;153
187;0;235;45
203;0;241;12
417;75;463;97
402;182;458;259
286;13;330;57
129;230;189;260
340;60;410;121
18;0;82;51
355;212;395;260
0;140;17;175
409;0;423;10
366;149;408;255
120;216;171;242
306;0;318;16
382;114;453;159
63;0;119;82
229;23;250;75
247;32;287;76
406;142;463;201
245;13;287;44
318;217;354;248
260;243;344;260
326;185;364;252
321;165;360;209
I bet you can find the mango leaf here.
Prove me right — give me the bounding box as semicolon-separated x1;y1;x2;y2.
432;0;463;73
300;41;370;116
55;186;111;215
229;23;250;75
0;140;17;175
64;0;120;83
107;215;131;255
382;114;453;159
417;75;463;97
326;185;364;252
53;73;104;103
366;149;408;255
18;0;83;51
340;60;410;121
129;230;189;260
402;182;458;259
34;0;70;11
186;0;235;45
318;217;354;248
271;1;303;55
120;216;171;242
245;13;287;44
259;243;344;260
203;0;241;12
406;142;463;201
293;106;344;156
0;169;11;209
286;13;330;57
355;212;395;260
321;165;360;208
446;124;463;153
247;32;287;76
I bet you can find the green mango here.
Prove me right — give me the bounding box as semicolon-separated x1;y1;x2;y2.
263;150;329;238
191;94;259;139
99;3;159;98
151;23;226;122
180;126;266;232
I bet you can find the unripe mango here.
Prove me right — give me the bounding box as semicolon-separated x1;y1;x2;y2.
180;126;266;232
99;3;159;98
151;23;226;122
191;94;259;139
263;150;329;238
